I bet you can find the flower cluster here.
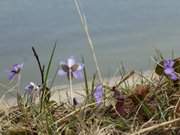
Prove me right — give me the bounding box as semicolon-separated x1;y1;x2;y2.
164;59;177;81
7;55;179;108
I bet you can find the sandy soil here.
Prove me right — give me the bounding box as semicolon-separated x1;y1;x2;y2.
0;70;157;109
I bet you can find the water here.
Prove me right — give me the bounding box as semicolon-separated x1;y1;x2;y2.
0;0;180;90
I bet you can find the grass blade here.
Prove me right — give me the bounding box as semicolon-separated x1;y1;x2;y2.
82;57;89;99
32;46;45;84
44;42;57;85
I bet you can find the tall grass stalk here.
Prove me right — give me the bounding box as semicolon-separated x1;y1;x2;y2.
73;0;103;83
44;42;57;86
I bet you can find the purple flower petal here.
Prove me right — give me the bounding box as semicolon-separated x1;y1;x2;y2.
12;63;24;72
25;82;39;94
25;84;34;94
73;70;84;80
170;73;178;81
12;64;19;71
18;63;24;69
164;68;174;75
77;64;84;70
164;59;174;68
8;72;16;80
93;84;103;105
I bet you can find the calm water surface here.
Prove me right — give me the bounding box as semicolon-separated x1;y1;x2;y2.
0;0;180;90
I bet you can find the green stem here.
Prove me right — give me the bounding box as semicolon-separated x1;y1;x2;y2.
69;69;73;105
17;74;21;93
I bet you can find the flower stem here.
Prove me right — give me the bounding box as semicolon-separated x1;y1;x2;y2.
16;74;21;106
69;69;73;105
17;74;21;93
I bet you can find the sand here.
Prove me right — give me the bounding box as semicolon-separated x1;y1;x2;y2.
0;70;157;109
50;70;156;103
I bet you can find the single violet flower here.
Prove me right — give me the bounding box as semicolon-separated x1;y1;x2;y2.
25;82;40;94
8;63;23;80
93;84;104;105
25;82;40;103
58;56;84;80
164;59;178;81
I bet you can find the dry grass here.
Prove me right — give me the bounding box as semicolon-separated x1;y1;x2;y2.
0;69;180;135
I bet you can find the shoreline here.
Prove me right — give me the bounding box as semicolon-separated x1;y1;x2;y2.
0;70;156;108
50;70;155;103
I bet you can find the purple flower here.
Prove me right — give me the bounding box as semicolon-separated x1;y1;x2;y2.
58;56;84;80
25;82;40;102
25;82;39;94
164;59;177;81
8;63;23;80
93;84;103;105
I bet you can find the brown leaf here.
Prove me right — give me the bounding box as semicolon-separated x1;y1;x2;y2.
134;84;150;98
112;87;124;101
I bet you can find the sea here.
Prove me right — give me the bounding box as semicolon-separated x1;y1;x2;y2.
0;0;180;93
